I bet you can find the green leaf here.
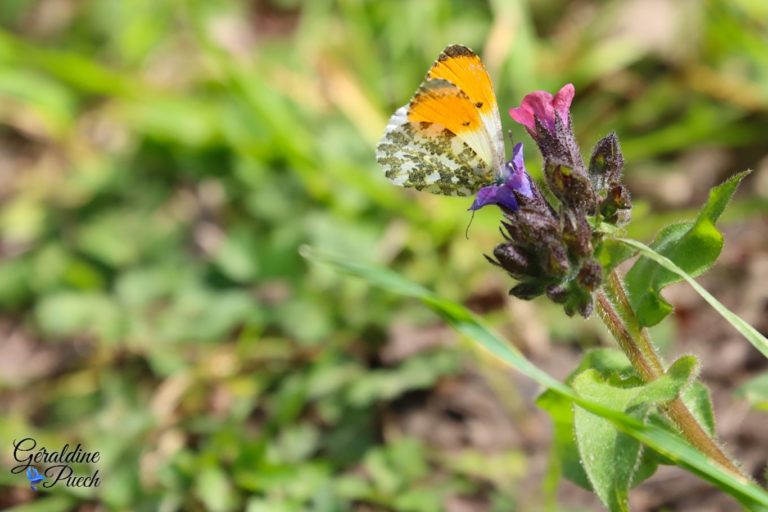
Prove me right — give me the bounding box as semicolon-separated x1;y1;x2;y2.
214;228;260;282
35;291;123;342
681;381;716;437
0;66;76;135
568;348;644;386
625;171;750;327
196;466;238;512
630;355;699;408
618;237;768;360
542;349;713;496
595;237;635;274
563;352;697;510
440;449;526;488
536;389;592;490
346;350;460;406
736;372;768;411
632;382;716;470
362;438;430;498
303;247;768;510
572;369;645;511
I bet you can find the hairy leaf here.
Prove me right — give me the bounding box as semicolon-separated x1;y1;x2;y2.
625;171;750;327
619;237;768;359
572;369;645;511
536;389;592;490
569;354;697;511
304;247;768;510
596;237;636;274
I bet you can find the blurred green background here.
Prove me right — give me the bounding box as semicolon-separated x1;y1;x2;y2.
1;0;767;510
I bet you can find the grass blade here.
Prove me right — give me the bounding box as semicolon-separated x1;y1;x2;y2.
618;237;768;360
302;246;768;509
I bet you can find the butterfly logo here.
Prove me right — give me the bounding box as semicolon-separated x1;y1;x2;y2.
26;466;45;491
376;44;532;212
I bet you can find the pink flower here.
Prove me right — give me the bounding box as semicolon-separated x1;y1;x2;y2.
509;84;575;137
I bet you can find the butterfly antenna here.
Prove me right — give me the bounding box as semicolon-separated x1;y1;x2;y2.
465;210;476;240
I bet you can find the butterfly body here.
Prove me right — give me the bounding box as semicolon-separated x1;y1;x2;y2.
376;45;505;197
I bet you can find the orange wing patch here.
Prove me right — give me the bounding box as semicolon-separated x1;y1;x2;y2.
375;44;506;197
407;79;494;165
408;80;482;134
427;45;497;116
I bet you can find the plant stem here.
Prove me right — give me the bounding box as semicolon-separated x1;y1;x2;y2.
595;270;748;481
603;272;665;378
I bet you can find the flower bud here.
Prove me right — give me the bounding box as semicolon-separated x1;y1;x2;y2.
540;235;571;278
491;244;532;280
561;282;593;318
600;184;632;225
589;132;624;190
509;282;545;300
535;123;594;208
560;208;592;260
484;85;634;319
577;296;594;318
588;133;632;226
576;259;602;292
546;283;569;304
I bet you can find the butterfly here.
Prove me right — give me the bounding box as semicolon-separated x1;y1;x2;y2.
26;467;45;491
376;44;523;206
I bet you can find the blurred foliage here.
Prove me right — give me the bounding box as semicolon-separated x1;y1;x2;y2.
1;0;767;510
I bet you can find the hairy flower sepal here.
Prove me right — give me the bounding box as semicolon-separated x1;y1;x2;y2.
589;132;631;226
544;157;596;215
589;132;624;189
470;144;591;310
510;84;596;214
486;174;573;304
486;174;601;317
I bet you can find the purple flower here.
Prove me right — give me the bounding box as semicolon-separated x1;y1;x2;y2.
469;143;533;211
507;83;595;213
509;84;575;137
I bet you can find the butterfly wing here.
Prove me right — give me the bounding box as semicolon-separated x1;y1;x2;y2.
426;45;504;168
377;82;495;196
376;45;504;197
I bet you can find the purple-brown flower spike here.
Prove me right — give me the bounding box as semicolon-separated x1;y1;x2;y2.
509;83;595;214
485;83;610;317
509;84;575;138
469;143;533;212
589;132;632;226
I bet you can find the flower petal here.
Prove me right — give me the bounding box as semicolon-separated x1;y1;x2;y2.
506;143;532;198
469;184;519;212
508;84;575;137
552;83;575;127
509;91;552;135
